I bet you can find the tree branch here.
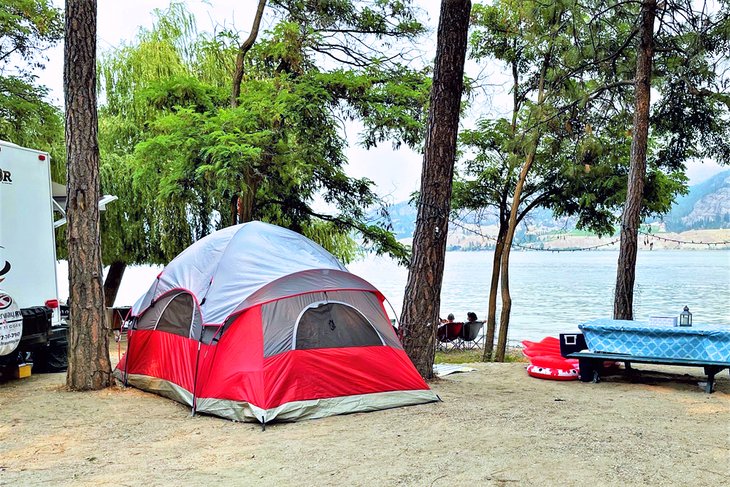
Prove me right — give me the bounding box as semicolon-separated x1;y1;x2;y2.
230;0;267;108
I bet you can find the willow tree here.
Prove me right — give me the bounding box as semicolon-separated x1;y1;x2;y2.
0;0;64;167
96;2;429;301
96;5;231;305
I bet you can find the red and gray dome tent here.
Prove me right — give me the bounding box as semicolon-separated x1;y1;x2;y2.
114;221;437;423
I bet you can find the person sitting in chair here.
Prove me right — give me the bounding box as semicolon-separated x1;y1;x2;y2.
440;313;455;324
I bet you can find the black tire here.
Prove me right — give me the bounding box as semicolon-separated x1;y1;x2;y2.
32;329;68;373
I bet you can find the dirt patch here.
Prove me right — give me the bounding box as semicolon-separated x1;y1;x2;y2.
1;357;729;486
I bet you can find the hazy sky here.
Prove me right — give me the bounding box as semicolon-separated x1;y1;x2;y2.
37;0;724;204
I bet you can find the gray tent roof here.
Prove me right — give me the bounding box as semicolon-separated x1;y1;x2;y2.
131;222;371;325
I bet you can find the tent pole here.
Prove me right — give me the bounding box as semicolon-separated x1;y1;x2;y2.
384;297;404;341
123;321;136;387
191;339;202;416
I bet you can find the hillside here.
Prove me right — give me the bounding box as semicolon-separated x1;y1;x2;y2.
375;169;730;249
661;170;730;231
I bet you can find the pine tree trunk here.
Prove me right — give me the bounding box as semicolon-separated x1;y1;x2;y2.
614;0;656;320
400;0;471;379
482;224;506;361
65;0;111;391
103;261;126;308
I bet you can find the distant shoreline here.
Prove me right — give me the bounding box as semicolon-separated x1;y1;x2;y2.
442;228;730;252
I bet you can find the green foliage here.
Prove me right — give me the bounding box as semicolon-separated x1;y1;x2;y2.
650;6;730;172
0;0;63;69
0;76;64;160
456;0;701;238
0;0;64;173
96;2;427;266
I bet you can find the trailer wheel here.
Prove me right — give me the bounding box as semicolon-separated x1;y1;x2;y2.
32;330;68;373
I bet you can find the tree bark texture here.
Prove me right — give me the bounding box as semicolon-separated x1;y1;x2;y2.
103;261;126;308
65;0;112;390
400;0;471;379
614;0;656;320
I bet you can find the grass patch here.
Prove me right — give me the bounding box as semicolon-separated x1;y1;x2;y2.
435;348;527;364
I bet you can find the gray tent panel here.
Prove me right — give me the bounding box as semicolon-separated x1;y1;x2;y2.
135;291;203;339
261;290;401;357
131;222;348;325
233;268;378;316
294;301;383;350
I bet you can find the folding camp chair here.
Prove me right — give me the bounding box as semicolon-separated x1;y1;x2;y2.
460;321;485;350
436;322;463;352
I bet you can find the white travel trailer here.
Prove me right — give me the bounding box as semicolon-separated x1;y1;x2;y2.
0;140;67;375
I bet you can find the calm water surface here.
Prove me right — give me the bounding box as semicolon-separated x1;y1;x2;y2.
58;250;729;342
348;250;730;342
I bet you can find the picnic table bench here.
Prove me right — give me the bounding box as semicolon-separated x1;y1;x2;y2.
560;319;730;393
565;349;729;393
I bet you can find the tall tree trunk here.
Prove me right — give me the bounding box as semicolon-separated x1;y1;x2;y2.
494;45;551;361
482;223;506;361
614;0;656;320
103;261;126;308
494;152;537;362
65;0;111;391
230;194;238;225
400;0;471;379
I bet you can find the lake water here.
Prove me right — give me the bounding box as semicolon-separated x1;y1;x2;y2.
348;250;730;342
57;249;729;342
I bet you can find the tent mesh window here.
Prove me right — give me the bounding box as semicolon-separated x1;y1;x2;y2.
155;292;194;337
295;302;383;350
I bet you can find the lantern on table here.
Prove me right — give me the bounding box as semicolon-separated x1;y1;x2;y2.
679;306;692;327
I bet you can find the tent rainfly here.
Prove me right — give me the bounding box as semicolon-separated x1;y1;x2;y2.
114;221;437;423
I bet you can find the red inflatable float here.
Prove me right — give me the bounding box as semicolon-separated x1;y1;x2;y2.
522;336;579;381
526;355;579;381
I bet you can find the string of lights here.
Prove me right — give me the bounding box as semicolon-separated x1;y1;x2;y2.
448;218;730;252
513;238;620;252
449;218;622;252
637;229;730;246
413;200;729;250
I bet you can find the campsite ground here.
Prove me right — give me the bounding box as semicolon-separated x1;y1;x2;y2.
1;345;729;486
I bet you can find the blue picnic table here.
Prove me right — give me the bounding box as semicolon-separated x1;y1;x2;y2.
560;319;730;393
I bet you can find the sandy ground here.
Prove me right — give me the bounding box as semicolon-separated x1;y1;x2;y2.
1;348;729;487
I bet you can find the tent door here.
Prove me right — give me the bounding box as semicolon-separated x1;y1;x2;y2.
292;300;385;350
153;291;195;337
